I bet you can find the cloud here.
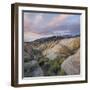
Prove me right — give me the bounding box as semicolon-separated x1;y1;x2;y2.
24;13;70;34
52;22;80;33
44;14;80;36
52;30;71;36
24;31;41;41
41;14;70;34
24;31;54;42
33;13;44;25
47;14;69;28
24;13;33;32
24;13;44;33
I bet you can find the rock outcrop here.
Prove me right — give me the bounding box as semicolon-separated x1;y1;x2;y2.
24;60;44;77
61;49;80;75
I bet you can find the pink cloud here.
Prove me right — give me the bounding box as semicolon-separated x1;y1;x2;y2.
33;14;44;25
47;14;69;28
24;31;41;41
24;13;44;33
24;14;32;32
24;31;54;42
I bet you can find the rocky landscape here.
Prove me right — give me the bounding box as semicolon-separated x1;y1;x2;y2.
24;35;80;77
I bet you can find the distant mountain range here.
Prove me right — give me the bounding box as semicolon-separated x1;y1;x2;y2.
26;34;80;43
25;34;80;43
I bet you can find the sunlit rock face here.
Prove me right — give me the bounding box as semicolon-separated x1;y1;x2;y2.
61;49;80;75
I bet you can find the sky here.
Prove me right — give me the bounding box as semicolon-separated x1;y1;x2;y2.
23;11;80;42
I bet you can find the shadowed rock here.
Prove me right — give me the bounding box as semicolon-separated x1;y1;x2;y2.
24;60;44;77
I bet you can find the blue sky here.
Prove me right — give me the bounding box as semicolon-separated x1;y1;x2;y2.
24;12;80;42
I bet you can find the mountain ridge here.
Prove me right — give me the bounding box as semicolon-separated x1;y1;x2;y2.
25;34;80;43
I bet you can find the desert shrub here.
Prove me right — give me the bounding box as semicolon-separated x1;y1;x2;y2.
59;69;66;75
43;57;65;76
41;59;60;76
49;60;60;74
38;59;45;66
55;56;64;62
29;55;34;60
38;57;49;66
58;58;64;65
32;48;42;55
31;48;43;60
24;58;30;62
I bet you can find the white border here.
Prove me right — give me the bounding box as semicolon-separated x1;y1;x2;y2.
18;6;86;84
